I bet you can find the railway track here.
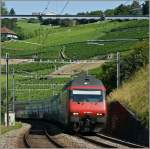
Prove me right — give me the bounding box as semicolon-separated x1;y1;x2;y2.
77;133;145;148
23;119;145;148
78;134;117;148
24;128;64;148
96;133;145;148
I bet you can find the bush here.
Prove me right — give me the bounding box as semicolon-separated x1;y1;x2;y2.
97;41;148;93
28;18;40;23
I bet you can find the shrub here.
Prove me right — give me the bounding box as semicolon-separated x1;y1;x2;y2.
96;40;148;93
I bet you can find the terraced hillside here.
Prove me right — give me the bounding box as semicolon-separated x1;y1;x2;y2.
2;20;148;59
1;19;148;101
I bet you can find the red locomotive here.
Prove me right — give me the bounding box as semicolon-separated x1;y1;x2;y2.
45;74;107;132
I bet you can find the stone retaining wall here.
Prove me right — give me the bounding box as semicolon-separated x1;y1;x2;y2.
106;101;149;146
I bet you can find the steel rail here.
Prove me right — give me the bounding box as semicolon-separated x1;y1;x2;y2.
24;129;31;148
78;135;117;148
24;128;64;148
44;129;64;148
96;133;145;148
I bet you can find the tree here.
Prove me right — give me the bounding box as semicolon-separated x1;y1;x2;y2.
142;1;149;15
38;15;43;23
77;12;85;15
1;1;8;15
114;4;130;15
60;19;76;27
28;18;40;23
9;8;16;15
130;0;142;15
88;10;103;16
77;10;103;16
2;18;17;30
104;9;115;16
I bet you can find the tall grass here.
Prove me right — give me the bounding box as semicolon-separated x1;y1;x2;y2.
108;66;148;127
0;122;22;134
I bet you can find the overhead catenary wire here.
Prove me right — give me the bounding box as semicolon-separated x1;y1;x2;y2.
41;1;51;14
60;0;70;14
38;1;52;49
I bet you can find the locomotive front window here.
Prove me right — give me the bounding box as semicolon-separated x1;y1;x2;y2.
71;90;103;102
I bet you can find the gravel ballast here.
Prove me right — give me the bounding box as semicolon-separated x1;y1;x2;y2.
0;123;31;148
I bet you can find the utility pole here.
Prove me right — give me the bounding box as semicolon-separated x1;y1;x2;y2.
86;70;89;76
54;64;57;71
117;52;120;89
29;89;31;100
12;64;15;113
52;83;54;96
5;53;9;127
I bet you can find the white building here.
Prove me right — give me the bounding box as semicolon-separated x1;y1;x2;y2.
45;11;57;15
32;11;57;15
1;27;18;41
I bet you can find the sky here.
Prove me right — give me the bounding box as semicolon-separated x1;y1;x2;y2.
5;0;144;15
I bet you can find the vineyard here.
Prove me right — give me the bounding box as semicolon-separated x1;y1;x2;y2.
1;19;149;102
2;20;148;59
1;74;69;101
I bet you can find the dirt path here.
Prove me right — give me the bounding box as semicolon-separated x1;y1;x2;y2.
49;60;106;77
1;59;34;65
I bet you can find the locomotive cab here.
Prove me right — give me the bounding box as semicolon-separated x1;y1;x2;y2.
68;75;107;132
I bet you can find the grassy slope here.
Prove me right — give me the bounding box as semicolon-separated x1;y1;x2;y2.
16;20;52;38
13;62;63;74
99;20;149;39
108;66;148;127
3;21;113;48
1;74;70;101
2;20;148;59
27;20;149;46
0;122;22;134
28;21;118;46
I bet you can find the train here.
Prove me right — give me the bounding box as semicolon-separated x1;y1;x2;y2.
15;74;107;133
43;74;107;132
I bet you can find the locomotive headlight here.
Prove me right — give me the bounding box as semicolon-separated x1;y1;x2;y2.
73;112;79;115
97;113;104;116
84;82;88;85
